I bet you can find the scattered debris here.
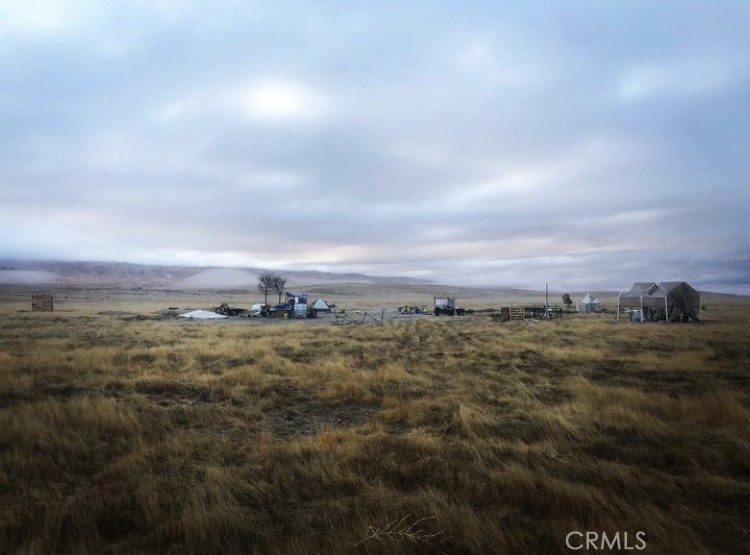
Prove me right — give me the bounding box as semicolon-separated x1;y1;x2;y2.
492;306;563;321
214;303;248;316
250;303;268;317
399;305;429;315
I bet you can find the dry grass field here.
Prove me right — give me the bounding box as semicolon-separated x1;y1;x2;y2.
0;287;748;554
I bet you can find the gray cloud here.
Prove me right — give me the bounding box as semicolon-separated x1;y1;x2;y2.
1;0;748;292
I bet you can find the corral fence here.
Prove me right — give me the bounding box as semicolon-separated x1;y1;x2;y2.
332;309;401;325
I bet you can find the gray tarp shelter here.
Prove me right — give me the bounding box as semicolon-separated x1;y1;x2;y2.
618;282;658;313
578;292;601;312
618;282;701;322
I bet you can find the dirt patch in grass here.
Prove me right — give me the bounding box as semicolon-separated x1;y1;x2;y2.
591;359;738;394
134;380;231;406
493;416;549;443
196;354;255;374
266;386;377;437
706;339;749;361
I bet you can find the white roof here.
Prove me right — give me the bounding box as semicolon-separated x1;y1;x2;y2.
179;309;227;319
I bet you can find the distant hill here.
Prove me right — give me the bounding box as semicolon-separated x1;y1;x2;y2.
0;260;432;289
0;261;743;299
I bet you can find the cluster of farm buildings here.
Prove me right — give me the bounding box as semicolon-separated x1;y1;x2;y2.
30;280;702;324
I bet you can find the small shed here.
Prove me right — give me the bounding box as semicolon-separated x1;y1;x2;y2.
32;292;54;312
578;293;600;313
310;298;331;313
618;282;700;322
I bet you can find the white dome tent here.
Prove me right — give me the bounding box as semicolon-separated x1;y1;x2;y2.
578;293;601;312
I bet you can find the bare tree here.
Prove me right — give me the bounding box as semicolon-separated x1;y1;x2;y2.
272;275;287;303
258;272;275;306
562;293;573;312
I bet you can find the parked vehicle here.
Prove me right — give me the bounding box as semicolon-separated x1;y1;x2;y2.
250;303;268;317
433;296;465;316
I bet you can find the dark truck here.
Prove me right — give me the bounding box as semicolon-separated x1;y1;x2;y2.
433;296;466;316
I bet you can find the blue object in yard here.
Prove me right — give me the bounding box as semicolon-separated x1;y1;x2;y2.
286;292;308;304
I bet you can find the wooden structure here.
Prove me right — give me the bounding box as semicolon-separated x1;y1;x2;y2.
491;307;524;322
31;292;54;312
492;306;562;322
510;307;525;320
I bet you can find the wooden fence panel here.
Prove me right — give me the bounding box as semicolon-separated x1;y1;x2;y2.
31;293;54;312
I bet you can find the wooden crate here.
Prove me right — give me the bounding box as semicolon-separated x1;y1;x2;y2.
31;293;54;312
509;306;525;320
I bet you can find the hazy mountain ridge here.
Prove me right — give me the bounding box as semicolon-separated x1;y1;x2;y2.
0;260;432;289
0;261;742;299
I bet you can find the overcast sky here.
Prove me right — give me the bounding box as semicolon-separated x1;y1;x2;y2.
1;1;748;292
